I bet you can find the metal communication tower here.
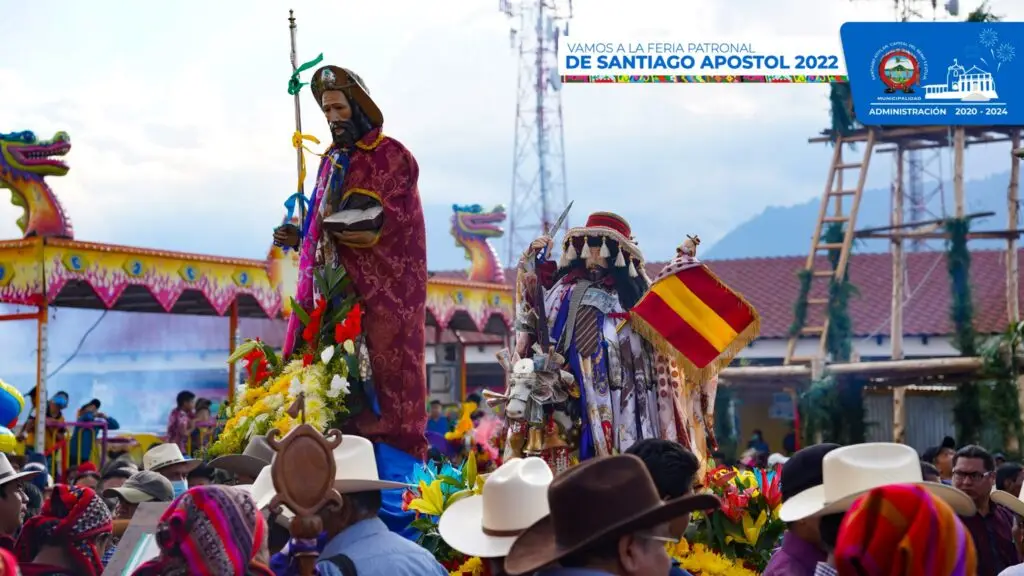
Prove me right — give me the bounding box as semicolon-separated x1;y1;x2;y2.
500;0;573;265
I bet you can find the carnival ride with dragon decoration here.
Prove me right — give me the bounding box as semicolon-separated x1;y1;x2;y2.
0;129;515;454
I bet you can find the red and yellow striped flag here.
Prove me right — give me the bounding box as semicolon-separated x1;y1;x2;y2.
629;262;760;381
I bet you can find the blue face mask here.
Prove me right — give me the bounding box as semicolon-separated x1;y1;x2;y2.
171;480;189;498
53;396;67;409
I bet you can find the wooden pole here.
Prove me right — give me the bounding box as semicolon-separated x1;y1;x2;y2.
892;148;907;444
1010;130;1024;453
228;300;239;405
954;127;966;218
288;10;307;229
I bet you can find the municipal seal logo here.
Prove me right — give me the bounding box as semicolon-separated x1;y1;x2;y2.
878;50;920;94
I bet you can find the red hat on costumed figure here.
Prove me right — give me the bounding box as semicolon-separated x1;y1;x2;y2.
559;212;646;279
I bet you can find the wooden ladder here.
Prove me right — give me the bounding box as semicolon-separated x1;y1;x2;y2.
784;130;876;365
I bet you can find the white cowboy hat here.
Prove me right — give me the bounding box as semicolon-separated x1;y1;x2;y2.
252;435;410;511
991;483;1024;517
0;453;40;486
779;442;975;522
438;457;553;558
142;443;201;474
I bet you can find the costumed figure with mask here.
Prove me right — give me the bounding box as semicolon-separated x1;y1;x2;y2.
497;213;757;475
272;65;428;461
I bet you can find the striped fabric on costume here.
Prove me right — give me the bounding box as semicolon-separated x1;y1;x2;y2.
834;483;977;576
131;485;272;576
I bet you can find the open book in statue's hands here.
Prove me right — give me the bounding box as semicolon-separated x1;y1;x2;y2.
323;193;383;234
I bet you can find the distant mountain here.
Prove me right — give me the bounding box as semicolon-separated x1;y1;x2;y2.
704;171;1016;259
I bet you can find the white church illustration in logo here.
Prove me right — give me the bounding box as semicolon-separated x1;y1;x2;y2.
923;58;998;101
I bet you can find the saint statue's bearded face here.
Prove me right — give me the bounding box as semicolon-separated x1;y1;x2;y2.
321;90;354;145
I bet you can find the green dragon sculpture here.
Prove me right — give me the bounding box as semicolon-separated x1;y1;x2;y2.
0;131;74;238
450;204;506;284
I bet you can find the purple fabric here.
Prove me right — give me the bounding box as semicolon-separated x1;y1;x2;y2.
763;532;827;576
425;431;455;458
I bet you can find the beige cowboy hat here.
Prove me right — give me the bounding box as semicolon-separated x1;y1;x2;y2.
142;443;201;474
779;442;976;522
439;457;553;559
209;435;274;480
252;435;410;511
503;454;720;576
0;453;40;486
991;483;1024;517
310;65;383;128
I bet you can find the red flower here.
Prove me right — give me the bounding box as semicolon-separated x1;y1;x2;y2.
720;490;750;523
706;465;737;489
302;353;313;367
242;346;271;385
334;303;363;344
401;489;415;512
302;297;328;344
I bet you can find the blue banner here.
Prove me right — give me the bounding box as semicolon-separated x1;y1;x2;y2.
840;22;1022;125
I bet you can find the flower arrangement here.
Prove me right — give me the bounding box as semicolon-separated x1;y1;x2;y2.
668;539;760;576
209;265;360;456
403;452;484;571
689;465;784;572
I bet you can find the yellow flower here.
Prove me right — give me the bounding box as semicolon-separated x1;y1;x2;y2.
670;541;759;576
450;556;484;575
408;480;446;516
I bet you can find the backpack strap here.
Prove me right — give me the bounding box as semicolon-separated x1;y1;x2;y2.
323;554;358;576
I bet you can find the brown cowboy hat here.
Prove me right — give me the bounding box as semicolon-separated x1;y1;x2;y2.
310;65;383;128
503;454;720;575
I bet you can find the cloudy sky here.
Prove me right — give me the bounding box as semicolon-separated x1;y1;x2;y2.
2;0;1022;272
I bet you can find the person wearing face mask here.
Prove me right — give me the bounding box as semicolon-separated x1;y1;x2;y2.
19;391;69;464
141;443;199;499
271;64;429;462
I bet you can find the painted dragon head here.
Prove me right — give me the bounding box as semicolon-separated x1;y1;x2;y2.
451;204;506;243
0;131;73;238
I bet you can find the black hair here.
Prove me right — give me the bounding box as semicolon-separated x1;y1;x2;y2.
55;391;68;399
86;398;101;409
429;399;442;407
626;438;700;499
346;490;383;516
921;461;940;479
23;482;42;516
176;391;196;408
921;446;940;464
552;237;649;310
466;393;482;406
942;436;956;449
188;463;217;480
819;512;845;550
996;462;1024;490
954;444;995;472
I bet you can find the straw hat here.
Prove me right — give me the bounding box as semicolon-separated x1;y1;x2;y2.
779;442;975;522
990;482;1024;517
310;65;383;128
439;457;553;558
142;443;200;474
0;453;40;486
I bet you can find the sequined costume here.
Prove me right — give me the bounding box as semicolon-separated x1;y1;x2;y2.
500;212;718;473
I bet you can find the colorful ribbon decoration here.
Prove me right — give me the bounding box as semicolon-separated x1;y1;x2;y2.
288;53;325;95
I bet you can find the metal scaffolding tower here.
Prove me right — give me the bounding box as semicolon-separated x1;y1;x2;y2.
500;0;573;265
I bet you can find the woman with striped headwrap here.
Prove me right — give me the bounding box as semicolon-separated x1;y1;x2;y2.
834;483;978;576
131;484;273;576
14;484;113;576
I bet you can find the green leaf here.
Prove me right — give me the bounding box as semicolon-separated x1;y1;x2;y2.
446;489;476;508
227;340;259;364
409;517;435;533
313;269;329;298
437;474;464;488
464;451;478;489
261;345;280;368
290;297;311;326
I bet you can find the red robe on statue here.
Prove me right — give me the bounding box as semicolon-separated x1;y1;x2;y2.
284;127;428;459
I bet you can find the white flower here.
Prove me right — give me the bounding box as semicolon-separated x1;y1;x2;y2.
264;394;285;410
255;413;270;424
289;377;302;397
327;374;350;398
320;346;335;365
343;339;355;355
